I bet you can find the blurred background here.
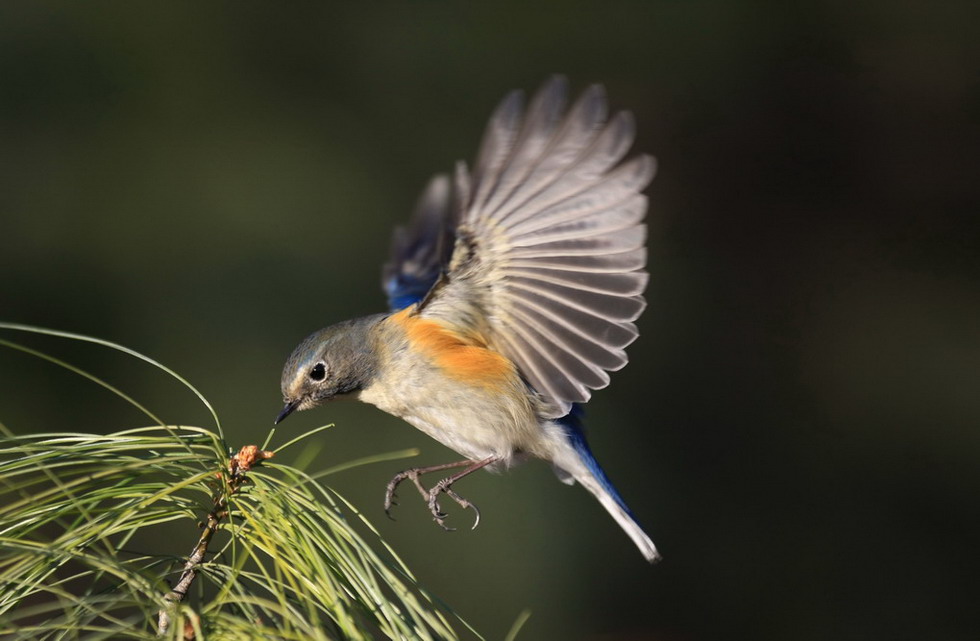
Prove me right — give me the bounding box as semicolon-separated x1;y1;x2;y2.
1;2;978;639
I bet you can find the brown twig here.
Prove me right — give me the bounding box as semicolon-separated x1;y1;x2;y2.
156;445;273;637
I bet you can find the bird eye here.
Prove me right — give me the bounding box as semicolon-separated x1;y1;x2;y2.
309;362;326;381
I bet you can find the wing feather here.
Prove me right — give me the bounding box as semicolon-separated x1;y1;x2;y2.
506;247;647;274
470;91;525;217
506;194;647;246
502;267;648;296
504;189;647;239
480;76;569;218
505;303;630;370
497;318;606;401
506;278;647;322
502;298;638;352
491;111;641;231
508;225;647;258
486;82;606;225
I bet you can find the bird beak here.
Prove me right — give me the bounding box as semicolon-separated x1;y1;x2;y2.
275;400;299;425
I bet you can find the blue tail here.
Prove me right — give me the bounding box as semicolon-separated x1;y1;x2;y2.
555;405;660;562
556;405;637;520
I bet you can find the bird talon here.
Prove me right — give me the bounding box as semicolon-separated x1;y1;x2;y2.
466;501;482;530
443;487;482;530
383;491;398;518
431;507;456;531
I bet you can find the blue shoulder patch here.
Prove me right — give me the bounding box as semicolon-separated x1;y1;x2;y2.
385;273;438;312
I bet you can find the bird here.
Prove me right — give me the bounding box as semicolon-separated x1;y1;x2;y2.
276;76;660;562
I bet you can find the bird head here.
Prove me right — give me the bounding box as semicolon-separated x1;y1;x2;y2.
276;316;382;424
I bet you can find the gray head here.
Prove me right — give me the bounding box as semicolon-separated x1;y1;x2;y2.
275;315;383;424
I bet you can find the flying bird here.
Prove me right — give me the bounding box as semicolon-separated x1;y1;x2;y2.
277;76;659;562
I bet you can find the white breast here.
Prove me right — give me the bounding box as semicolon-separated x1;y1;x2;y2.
358;350;544;466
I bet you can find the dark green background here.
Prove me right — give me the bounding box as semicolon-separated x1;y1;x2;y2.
2;2;978;639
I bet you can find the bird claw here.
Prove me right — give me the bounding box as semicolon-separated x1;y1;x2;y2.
384;499;398;521
448;489;481;531
427;480;481;531
426;491;454;531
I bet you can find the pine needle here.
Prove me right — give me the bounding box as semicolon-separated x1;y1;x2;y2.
0;324;481;640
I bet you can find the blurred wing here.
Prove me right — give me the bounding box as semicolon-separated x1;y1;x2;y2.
424;76;655;417
382;174;456;311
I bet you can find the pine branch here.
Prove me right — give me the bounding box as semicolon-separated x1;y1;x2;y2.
157;445;273;637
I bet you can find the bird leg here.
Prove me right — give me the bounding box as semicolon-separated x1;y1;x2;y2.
384;457;498;531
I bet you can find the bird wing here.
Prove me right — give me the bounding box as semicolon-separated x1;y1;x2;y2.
417;76;655;418
382;174;456;312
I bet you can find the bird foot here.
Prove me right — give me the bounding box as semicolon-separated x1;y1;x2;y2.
383;458;495;530
426;480;482;531
428;478;480;532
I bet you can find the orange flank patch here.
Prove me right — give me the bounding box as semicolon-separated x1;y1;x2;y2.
390;308;514;386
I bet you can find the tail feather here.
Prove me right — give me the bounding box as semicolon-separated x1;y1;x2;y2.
553;410;660;563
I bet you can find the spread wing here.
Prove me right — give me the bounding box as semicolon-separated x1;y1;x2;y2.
418;75;655;417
